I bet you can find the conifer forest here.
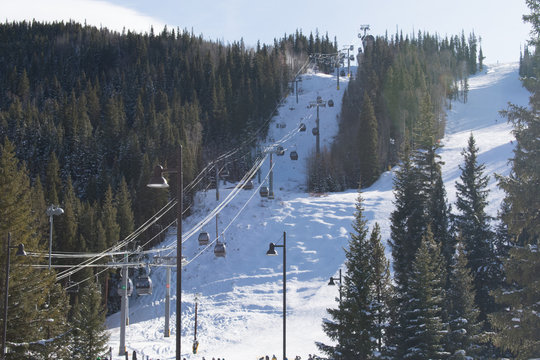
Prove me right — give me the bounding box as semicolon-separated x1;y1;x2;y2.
0;1;538;359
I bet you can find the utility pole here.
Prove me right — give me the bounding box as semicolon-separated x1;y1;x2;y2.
119;255;128;356
165;267;171;337
268;152;274;200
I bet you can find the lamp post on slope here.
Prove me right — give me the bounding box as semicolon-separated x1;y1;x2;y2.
46;205;63;270
147;145;183;360
266;231;287;360
2;232;27;360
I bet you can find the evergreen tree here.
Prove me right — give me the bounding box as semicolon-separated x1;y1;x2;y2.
116;177;135;241
101;185;120;248
445;238;483;359
368;223;392;356
70;280;110;359
0;139;70;359
489;21;540;353
318;190;388;359
454;133;496;321
401;228;448;359
358;92;379;186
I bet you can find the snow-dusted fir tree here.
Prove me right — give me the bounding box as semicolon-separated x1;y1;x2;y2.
454;133;496;320
0;139;71;359
445;238;483;359
401;228;448;359
489;5;540;350
319;190;390;359
70;280;110;359
368;223;392;356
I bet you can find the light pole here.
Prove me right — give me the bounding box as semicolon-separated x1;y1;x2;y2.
328;268;342;305
328;269;343;360
266;231;287;360
147;145;183;360
2;232;27;359
46;205;63;270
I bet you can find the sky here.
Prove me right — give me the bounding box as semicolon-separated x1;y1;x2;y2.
1;0;532;63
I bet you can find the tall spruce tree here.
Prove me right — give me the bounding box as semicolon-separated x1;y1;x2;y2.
489;8;540;350
446;238;483;359
454;133;496;321
358;92;379;186
70;280;110;359
318;190;388;359
401;228;448;359
0;139;70;359
368;223;392;356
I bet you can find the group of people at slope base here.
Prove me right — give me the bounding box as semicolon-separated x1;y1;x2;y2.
258;354;319;360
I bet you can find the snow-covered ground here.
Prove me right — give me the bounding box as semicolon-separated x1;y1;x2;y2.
106;62;529;359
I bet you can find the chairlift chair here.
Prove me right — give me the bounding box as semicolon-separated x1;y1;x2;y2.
135;275;153;296
290;151;298;160
198;231;210;246
214;241;226;258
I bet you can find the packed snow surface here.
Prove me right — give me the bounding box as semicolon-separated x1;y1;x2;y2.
106;62;529;359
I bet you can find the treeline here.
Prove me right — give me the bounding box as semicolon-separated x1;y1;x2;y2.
309;30;484;191
0;21;336;358
318;4;539;357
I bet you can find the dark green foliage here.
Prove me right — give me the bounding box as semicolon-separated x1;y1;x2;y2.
326;30;477;191
70;281;110;360
0;139;70;359
401;228;448;359
318;191;391;359
0;21;320;243
358;92;379;186
488;4;540;357
454;133;496;321
445;239;484;358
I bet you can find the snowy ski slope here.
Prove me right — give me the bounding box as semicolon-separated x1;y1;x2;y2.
106;62;529;359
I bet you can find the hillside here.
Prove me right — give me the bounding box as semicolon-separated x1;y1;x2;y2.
105;62;529;359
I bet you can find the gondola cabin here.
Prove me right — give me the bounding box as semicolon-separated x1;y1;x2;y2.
135;275;153;296
260;186;269;197
299;123;306;132
242;180;254;190
117;277;133;297
214;241;226;258
276;145;285;156
198;231;210;246
312;127;319;136
328;99;334;107
290;151;298;160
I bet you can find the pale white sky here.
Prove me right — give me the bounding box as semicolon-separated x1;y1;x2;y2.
1;0;532;63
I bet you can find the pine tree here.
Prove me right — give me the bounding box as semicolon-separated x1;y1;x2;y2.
70;280;110;359
116;177;135;241
489;28;540;354
368;223;392;356
358;92;379;186
0;139;70;359
401;228;448;359
454;133;495;321
319;190;387;359
446;238;483;359
101;185;120;248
